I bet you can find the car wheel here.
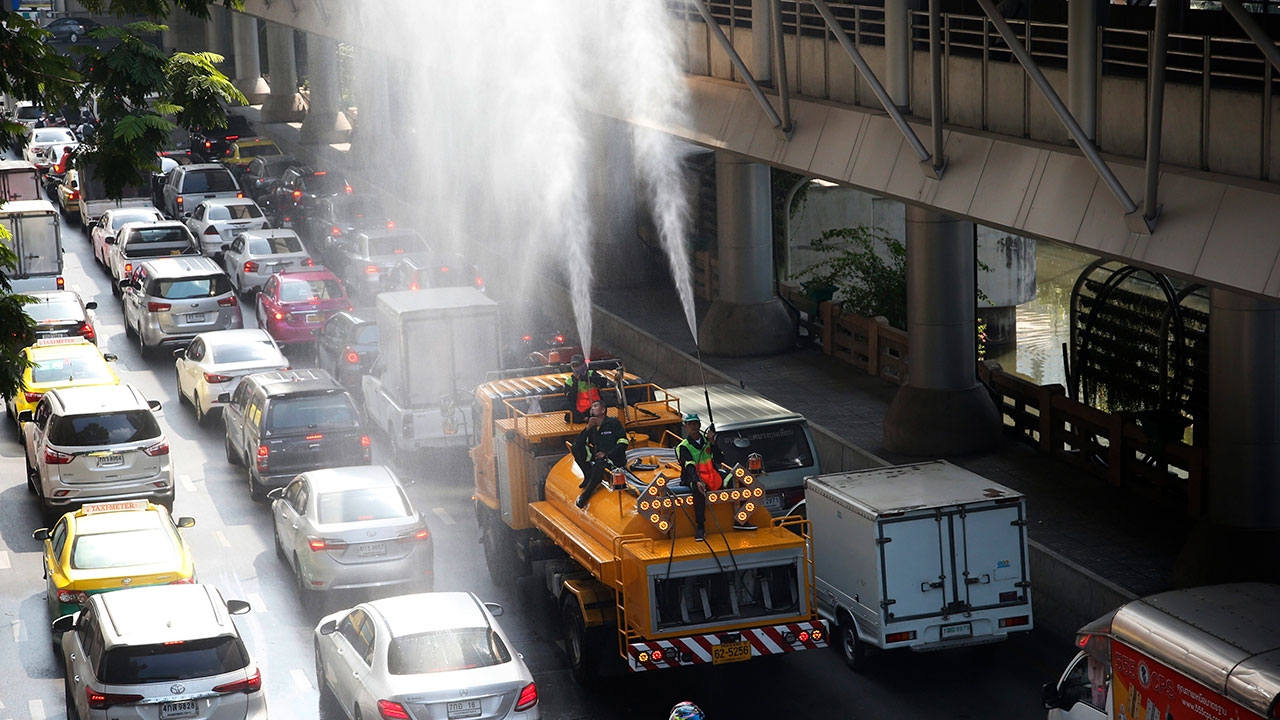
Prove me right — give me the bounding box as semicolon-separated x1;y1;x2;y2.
838;612;868;670
315;645;341;718
137;325;150;359
64;676;80;720
25;454;37;495
224;432;242;466
294;555;317;611
194;392;207;426
274;524;286;561
175;368;188;405
562;598;597;686
249;471;266;503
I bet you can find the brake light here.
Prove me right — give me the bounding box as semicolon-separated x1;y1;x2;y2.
522;334;532;342
58;589;89;603
213;668;261;694
226;135;240;142
147;302;171;312
217;296;237;307
44;447;73;464
308;536;348;552
344;184;353;194
204;372;233;383
256;444;269;470
408;282;418;291
360;435;371;448
78;323;95;341
123;263;132;275
330;225;341;237
344;348;360;365
224;148;233;156
554;334;565;344
170;576;196;584
313;170;327;176
377;699;410;720
142;439;169;456
236;192;244;198
175;196;183;206
885;630;917;643
273;311;286;321
304;257;314;267
999;615;1031;629
292;190;302;200
438;265;449;273
244;261;258;273
86;687;144;710
56;276;65;290
515;682;538;711
305;433;324;440
365;265;378;274
204;141;212;149
68;190;79;201
25;391;43;403
204;226;219;236
386;220;395;229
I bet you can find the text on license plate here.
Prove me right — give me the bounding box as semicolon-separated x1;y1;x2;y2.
184;312;206;323
305;313;321;323
160;700;198;719
941;622;972;639
763;494;782;511
95;453;124;467
712;640;752;664
270;263;286;273
356;542;385;557
447;699;481;719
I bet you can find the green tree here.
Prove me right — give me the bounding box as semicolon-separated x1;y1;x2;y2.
794;226;908;330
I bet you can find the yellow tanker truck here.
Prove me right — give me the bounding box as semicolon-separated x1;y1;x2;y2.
471;363;828;681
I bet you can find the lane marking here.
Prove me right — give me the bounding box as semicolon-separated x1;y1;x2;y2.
247;592;265;613
432;507;456;526
291;668;313;691
28;699;43;720
0;550;10;570
11;619;22;643
215;530;230;547
180;474;196;493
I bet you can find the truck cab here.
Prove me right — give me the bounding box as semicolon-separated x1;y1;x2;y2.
0;199;65;292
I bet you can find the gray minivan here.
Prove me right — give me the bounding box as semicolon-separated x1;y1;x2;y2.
667;384;820;516
120;256;243;355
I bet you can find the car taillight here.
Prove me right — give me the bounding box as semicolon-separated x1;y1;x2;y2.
57;589;89;604
226;135;240;142
213;668;261;694
344;348;360;365
377;700;410;720
344;184;353;194
44;447;73;464
86;687;144;710
56;275;65;290
365;265;378;274
204;141;212;149
24;391;43;403
408;282;419;291
307;536;349;552
204;226;219;236
292;190;302;200
386;220;395;229
217;296;237;307
273;311;288;321
78;323;95;341
236;192;244;198
123;263;133;276
304;257;314;267
69;190;79;201
553;334;565;344
224;148;233;156
147;302;171;312
360;435;371;448
170;577;195;584
175;196;183;207
474;276;484;290
515;682;538;711
143;439;169;456
330;225;341;236
204;372;233;383
244;261;258;273
256;444;269;470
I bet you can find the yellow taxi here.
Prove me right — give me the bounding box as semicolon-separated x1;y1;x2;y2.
222;137;284;169
7;337;120;426
33;500;197;625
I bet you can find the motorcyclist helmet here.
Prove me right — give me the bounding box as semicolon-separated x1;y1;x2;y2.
669;701;704;720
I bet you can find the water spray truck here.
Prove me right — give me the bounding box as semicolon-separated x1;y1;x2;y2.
472;367;828;680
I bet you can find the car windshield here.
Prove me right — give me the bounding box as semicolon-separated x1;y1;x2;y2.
206;203;263;221
248;235;303;255
70;528;177;569
182;169;238;193
367;235;424;258
47;410;160;445
99;636;249;684
153;275;233;300
388;628;512;675
715;423;815;473
266;393;359;431
111;210;162;229
211;340;281;364
26;300;83;323
279;279;343;303
317;486;411;524
33;129;75;143
30;356;112;384
305;173;347;196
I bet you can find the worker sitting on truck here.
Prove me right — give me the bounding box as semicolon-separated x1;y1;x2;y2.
574;400;629;509
563;354;611;423
677;412;757;541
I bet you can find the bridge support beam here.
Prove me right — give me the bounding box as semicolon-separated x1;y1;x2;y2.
884;206;1000;455
1067;0;1098;140
204;5;230;60
885;0;910;110
162;10;205;57
698;153;793;357
299;34;351;145
260;25;305;124
231;13;268;105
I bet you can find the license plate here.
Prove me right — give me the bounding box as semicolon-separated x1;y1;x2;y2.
160;700;198;719
447;700;481;719
270;263;286;273
184;312;206;323
941;622;972;639
306;313;321;323
712;640;752;665
95;453;124;467
763;494;782;511
356;542;386;557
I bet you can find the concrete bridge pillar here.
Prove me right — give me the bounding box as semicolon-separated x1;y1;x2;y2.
231;14;268;105
300;34;351;145
162;10;206;56
204;5;230;59
883;206;1000;455
698;153;793;357
260;25;305;124
1068;0;1099;140
348;50;391;168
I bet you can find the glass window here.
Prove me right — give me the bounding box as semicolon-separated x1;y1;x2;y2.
154;275;233;299
211;340;281;364
247;235;303;255
316;486;411;524
264;394;359;431
239;144;281;158
27;299;84;324
71;528;178;569
186;338;205;362
50;517;69;561
98;636;250;683
206;203;263;221
182;169;238;193
387;628;512;675
30;355;113;385
278;279;344;303
355;324;378;345
15;105;43;120
715;423;815;473
304;173;347;196
47;410;160;446
367;234;425;258
125;226;189;247
111;210;162;229
339;611;370;662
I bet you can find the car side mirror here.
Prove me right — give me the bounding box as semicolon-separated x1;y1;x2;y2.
104;236;115;245
147;399;162;411
318;619;338;635
266;487;284;500
116;279;130;291
172;348;185;359
221;244;230;252
218;392;231;404
32;528;50;541
176;516;196;528
51;614;77;634
225;599;251;615
483;601;504;617
17;410;33;424
103;353;118;362
1041;682;1062;710
85;301;97;310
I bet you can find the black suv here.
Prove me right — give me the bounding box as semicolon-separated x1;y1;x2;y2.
221;368;371;501
314;312;378;394
238;153;297;203
189;114;254;162
264;165;352;227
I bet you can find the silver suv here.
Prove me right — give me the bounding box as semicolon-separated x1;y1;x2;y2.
53;583;266;720
20;384;171;525
121;256;243;356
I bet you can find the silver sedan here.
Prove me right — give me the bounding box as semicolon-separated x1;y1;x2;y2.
268;465;433;606
314;592;540;720
173;328;289;425
220;228;313;297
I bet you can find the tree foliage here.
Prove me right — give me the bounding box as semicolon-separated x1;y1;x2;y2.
794;226;908;330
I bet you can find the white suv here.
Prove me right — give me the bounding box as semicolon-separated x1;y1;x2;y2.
21;384;172;525
54;583;267;720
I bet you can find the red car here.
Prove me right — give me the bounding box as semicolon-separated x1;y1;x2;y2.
255;269;352;345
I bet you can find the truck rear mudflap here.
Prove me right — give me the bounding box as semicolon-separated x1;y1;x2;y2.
628;620;828;671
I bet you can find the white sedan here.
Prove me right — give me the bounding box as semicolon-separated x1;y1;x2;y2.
173;328;288;424
220;228;313;296
183;197;269;255
22;127;76;170
90;206;165;266
314;592;539;720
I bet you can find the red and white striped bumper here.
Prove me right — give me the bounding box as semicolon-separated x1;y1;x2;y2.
627;620;828;671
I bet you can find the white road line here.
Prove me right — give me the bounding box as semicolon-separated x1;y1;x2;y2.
247;592;265;613
0;550;10;570
10;619;21;643
291;668;313;691
214;530;230;547
432;507;456;525
180;474;196;493
27;699;43;720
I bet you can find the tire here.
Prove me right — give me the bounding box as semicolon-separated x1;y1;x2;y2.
176;368;188;406
249;470;267;503
64;676;80;720
294;555;317;612
26;454;37;494
562;599;596;686
481;510;528;586
136;324;150;359
838;612;868;671
274;524;286;561
194;392;207;426
315;646;341;718
224;431;242;466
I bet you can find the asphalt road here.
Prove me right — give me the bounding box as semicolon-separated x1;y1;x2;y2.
0;183;1078;720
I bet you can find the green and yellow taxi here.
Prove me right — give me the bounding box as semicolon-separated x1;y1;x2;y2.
223;136;284;169
33;500;197;626
7;337;120;426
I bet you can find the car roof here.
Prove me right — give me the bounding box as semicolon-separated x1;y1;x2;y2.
667;383;806;429
69;500;168;535
26;338;102;359
139;255;222;277
278;269;339;282
368;592;491;638
245;368;342;396
94;584;239;645
238;228;300;241
300;465;398;494
197;197;257;208
183;163;235;173
197;328;275;347
48;384;149;414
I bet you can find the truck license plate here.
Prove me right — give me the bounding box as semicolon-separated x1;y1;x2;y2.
941;622;972;639
95;453;124;467
446;699;481;719
356;542;385;557
712;640;752;664
160;700;198;719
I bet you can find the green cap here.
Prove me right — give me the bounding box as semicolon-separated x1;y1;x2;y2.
683;412;700;423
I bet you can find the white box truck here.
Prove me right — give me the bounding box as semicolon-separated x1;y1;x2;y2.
75;163;153;227
362;287;501;457
0;199;65;292
1042;583;1280;720
806;460;1033;669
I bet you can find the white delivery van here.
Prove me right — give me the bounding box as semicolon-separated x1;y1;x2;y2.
0;199;65;292
806;460;1033;669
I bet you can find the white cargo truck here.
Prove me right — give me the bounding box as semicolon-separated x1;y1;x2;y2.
0;199;65;292
806;460;1034;669
362;287;501;458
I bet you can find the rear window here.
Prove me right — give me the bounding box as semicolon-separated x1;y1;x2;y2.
265;393;359;432
30;356;113;385
317;486;411;524
181;169;238;193
110;210;162;229
16;105;43;120
98;636;249;684
211;340;280;364
248;235;303;255
33;128;76;143
238;144;280;158
71;528;176;569
388;628;511;675
715;423;815;473
334;197;386;223
123;227;192;255
206;203;263;221
27;300;83;323
47;410;160;446
151;274;234;300
355;324;377;345
262;158;295;175
279;278;344;303
367;235;424;258
304;173;347;196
